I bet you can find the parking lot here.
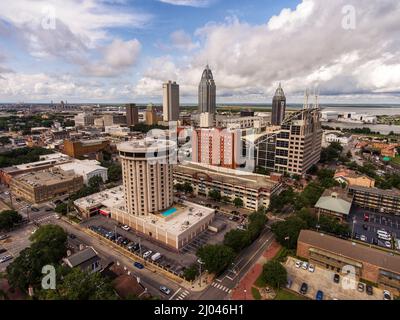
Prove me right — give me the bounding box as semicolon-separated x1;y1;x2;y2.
285;257;385;300
349;207;400;250
0;224;36;272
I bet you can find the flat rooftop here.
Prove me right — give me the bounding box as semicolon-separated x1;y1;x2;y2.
299;230;400;274
114;200;215;237
174;162;280;191
14;168;81;187
74;186;124;210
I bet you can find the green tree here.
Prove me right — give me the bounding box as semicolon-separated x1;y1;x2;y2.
183;264;199;282
7;224;67;293
233;197;244;208
29;225;68;262
223;229;249;252
0;210;22;231
197;245;235;275
40;268;117;300
208;189;221;201
55;203;68;215
88;175;103;188
108;163;122;182
261;260;287;289
182;182;193;193
271;216;308;249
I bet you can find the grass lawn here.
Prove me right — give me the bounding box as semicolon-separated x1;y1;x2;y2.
254;272;266;288
275;288;308;300
251;287;262;300
391;156;400;165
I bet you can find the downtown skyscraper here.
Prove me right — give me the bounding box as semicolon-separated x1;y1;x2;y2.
163;81;180;122
271;83;286;125
198;65;216;114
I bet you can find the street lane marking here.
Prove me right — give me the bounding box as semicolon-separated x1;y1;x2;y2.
169;287;181;300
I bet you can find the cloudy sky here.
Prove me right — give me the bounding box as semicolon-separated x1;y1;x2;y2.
0;0;399;104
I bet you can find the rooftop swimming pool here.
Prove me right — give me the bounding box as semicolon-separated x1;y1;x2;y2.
162;207;177;217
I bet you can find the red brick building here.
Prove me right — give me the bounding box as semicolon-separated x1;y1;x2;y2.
297;230;400;295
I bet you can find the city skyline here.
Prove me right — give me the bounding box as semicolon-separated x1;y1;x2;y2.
0;0;399;104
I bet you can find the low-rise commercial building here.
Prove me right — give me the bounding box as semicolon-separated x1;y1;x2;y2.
112;200;215;251
56;159;108;184
10;168;84;203
74;186;124;219
297;230;400;294
348;185;400;215
315;188;353;222
334;168;376;188
0;153;71;186
173;162;283;211
63;139;110;158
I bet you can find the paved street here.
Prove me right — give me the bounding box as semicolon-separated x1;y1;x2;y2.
53;218;189;300
195;227;275;300
0;224;35;272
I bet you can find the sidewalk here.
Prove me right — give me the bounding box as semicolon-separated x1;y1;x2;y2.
231;240;281;300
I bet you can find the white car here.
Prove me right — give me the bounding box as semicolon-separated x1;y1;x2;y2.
143;250;153;259
384;241;392;248
301;262;309;270
295;261;302;268
121;225;130;231
308;264;315;273
383;290;391;300
0;255;13;263
360;235;367;242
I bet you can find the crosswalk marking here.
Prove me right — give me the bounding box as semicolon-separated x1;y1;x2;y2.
175;289;190;300
211;282;232;293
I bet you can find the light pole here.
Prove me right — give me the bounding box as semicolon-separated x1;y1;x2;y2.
198;259;204;287
351;217;356;239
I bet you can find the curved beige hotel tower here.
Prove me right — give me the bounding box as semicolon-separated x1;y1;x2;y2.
118;138;176;216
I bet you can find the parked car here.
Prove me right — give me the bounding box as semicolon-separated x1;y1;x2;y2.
31;207;40;212
308;264;315;273
122;238;130;246
301;262;309;270
0;234;9;241
159;286;171;295
383;290;391;300
0;255;13;263
295;261;302;268
316;290;324;300
68;233;76;239
121;225;130;231
362;224;368;231
333;274;340;283
360;235;367;242
299;282;308;294
286;279;293;289
384;241;392;248
133;262;144;269
151;252;162;262
0;248;7;254
366;285;373;296
357;282;365;292
143;250;153;259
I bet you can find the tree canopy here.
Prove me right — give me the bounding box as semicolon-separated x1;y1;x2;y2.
261;260;287;289
197;244;235;275
0;210;22;231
